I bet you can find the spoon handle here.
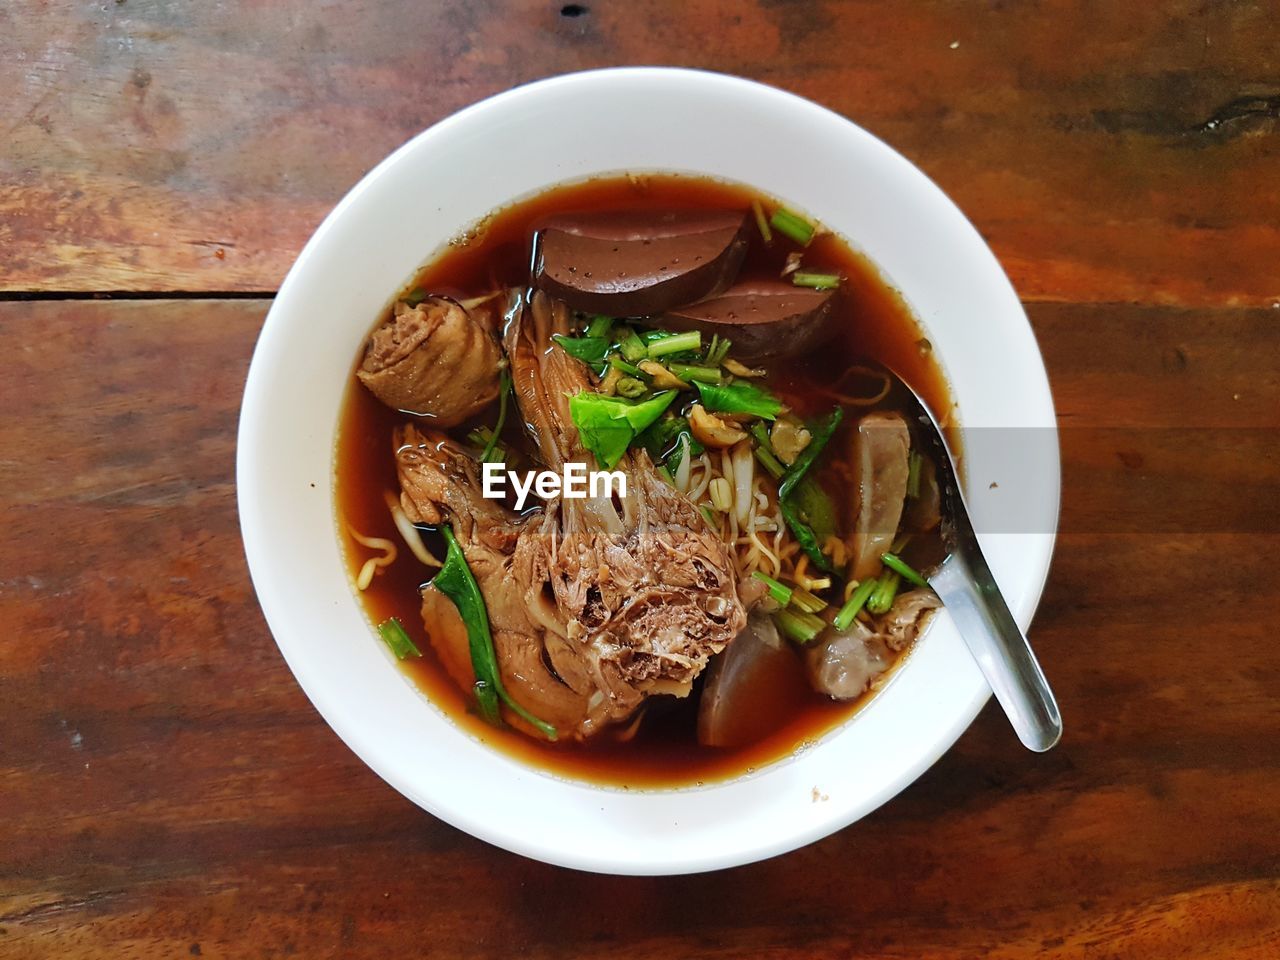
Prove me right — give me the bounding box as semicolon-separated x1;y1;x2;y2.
929;552;1062;752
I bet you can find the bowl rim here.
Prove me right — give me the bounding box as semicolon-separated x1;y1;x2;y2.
237;66;1060;875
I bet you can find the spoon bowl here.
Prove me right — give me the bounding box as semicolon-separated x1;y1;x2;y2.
882;362;1063;752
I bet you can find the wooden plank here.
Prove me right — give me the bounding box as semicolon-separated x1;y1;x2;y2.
2;2;1278;304
0;297;1276;957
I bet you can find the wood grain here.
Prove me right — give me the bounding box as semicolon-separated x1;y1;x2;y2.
2;1;1279;304
1;299;1275;958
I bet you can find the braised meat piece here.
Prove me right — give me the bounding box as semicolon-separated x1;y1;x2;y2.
358;296;502;425
394;291;746;739
846;411;912;580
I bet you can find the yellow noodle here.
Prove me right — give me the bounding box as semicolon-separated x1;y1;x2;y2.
818;365;892;407
347;525;397;591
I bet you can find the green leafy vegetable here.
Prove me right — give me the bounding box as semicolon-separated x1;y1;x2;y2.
377;617;421;660
777;408;844;572
553;334;611;365
694;380;783;420
704;333;732;367
668;362;723;384
789;585;828;615
402;287;428;307
467;426;506;463
790;477;837;542
433;526;557;739
568;390;677;469
479;367;511;463
636;416;703;469
907;451;923;499
751;571;794;606
833;578;878;630
770;208;816;246
750;422;786;478
586;314;614;338
881;552;930;589
608;355;642;376
647;330;701;359
617;328;648;362
792;272;841;290
615;376;646;398
780;499;837;573
778;409;843;499
750;421;773;450
776;608;826;644
754;444;786;480
866;570;901;615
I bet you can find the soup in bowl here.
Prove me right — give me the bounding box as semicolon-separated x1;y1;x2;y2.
238;68;1059;874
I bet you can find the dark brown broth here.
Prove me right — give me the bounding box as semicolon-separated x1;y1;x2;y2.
334;174;956;789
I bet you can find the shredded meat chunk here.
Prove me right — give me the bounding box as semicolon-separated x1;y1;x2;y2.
395;291;746;739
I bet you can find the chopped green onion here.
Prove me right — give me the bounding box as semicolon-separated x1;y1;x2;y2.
792;272;841;290
552;334;611;365
618;328;648;362
480;367;511;463
866;570;901;615
833;579;878;630
751;571;794;606
377;617;421;659
754;444;786;480
705;333;732;367
770;208;816;246
751;199;773;243
694;379;783;420
647;330;701;359
434;526;557;739
750;421;774;452
402;287;427;307
776;608;827;645
907;451;923;499
467;426;506;463
615;376;646;398
698;504;715;525
881;552;930;589
790;586;828;615
668;362;723;384
608;355;642;376
586;314;614;338
656;463;675;485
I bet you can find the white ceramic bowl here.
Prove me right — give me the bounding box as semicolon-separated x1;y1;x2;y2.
238;68;1059;875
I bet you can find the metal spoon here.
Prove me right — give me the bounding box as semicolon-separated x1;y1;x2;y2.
884;365;1062;752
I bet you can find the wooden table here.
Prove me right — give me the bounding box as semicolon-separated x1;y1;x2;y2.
3;3;1277;957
